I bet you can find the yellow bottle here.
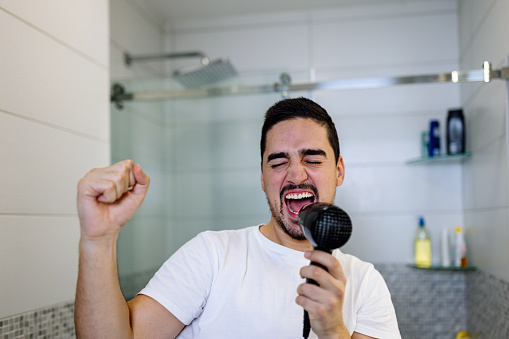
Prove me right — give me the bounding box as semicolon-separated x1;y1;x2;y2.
415;216;431;267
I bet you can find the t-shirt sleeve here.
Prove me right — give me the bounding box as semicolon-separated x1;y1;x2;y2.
138;232;218;325
354;268;402;339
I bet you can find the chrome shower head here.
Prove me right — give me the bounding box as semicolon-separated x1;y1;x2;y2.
173;58;237;89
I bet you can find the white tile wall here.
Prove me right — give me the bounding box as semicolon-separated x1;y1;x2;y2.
160;0;465;264
0;1;109;318
0;216;80;318
0;113;109;215
110;0;165;79
0;9;109;140
458;0;509;282
0;1;108;65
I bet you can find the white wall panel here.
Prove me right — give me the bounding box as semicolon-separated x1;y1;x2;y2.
342;212;464;264
110;0;164;79
0;216;80;319
336;114;441;164
462;138;508;210
175;23;310;71
464;208;509;282
0;1;108;65
459;0;509;282
311;13;458;70
0;10;109;140
315;84;460;117
337;164;463;214
0;111;108;215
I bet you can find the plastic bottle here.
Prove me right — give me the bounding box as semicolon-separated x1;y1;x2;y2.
446;109;465;155
414;216;432;267
428;120;441;157
454;227;468;268
440;228;451;267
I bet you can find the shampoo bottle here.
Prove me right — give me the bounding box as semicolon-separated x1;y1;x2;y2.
414;216;432;267
428;120;441;157
446;109;465;155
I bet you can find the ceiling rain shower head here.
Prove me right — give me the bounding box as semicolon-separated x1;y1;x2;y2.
173;57;237;89
124;50;237;89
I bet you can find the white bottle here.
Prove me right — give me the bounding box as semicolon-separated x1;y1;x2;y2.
453;227;467;268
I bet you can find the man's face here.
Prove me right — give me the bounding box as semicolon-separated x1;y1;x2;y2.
260;118;344;240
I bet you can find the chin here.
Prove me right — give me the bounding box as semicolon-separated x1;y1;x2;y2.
282;218;307;241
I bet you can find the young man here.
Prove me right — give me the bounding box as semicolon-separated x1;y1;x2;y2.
75;98;401;338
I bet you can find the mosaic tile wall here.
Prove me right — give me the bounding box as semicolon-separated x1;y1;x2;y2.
0;301;75;339
376;264;468;339
466;271;509;339
1;265;508;338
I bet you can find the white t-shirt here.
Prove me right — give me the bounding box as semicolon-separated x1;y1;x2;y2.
140;226;401;339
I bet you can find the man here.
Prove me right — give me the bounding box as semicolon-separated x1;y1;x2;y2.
75;98;401;338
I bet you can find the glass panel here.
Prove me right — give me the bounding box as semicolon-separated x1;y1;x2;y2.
111;70;309;299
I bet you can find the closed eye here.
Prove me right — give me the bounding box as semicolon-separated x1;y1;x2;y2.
270;161;287;169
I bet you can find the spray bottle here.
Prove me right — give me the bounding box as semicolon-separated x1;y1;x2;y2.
454;227;468;268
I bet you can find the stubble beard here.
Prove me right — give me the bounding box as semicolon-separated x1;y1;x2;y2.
268;199;307;241
266;183;320;241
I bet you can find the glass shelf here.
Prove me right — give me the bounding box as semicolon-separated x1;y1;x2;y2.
406;152;472;165
407;264;477;271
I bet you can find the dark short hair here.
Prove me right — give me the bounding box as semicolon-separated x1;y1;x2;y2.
260;97;340;163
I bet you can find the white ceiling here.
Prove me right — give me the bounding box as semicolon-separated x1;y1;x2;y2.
136;0;421;25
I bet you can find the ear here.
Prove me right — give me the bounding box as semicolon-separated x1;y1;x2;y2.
260;162;266;192
336;156;345;187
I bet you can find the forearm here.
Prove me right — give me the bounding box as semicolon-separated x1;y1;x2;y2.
75;235;133;339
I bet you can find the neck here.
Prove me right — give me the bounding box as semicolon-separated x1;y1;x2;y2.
259;219;313;252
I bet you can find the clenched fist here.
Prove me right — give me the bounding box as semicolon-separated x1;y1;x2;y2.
77;160;150;241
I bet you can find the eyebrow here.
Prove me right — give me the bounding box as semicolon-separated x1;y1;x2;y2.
301;149;327;158
267;152;289;162
266;149;327;162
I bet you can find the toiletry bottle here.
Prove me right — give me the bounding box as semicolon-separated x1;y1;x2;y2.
414;216;432;267
440;228;451;267
421;131;429;157
446;109;465;155
428;120;441;157
454;227;468;268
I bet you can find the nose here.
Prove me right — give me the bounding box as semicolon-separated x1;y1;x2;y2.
286;161;308;185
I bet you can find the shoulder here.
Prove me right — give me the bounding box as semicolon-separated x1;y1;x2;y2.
334;251;387;293
334;251;376;277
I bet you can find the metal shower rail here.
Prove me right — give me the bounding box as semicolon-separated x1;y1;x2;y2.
111;61;509;109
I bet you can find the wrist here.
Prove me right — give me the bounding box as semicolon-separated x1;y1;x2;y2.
79;232;119;254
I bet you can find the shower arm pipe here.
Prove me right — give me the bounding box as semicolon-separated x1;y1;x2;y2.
112;62;509;106
124;51;210;66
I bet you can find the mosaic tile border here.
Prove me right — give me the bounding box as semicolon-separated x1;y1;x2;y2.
0;301;75;339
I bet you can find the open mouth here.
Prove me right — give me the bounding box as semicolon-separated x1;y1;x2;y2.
284;191;315;218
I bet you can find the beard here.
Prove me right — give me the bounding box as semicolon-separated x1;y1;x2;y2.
266;183;319;241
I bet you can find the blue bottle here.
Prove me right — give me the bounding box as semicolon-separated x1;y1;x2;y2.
428;120;440;157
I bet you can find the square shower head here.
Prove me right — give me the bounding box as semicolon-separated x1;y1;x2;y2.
173;58;237;89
